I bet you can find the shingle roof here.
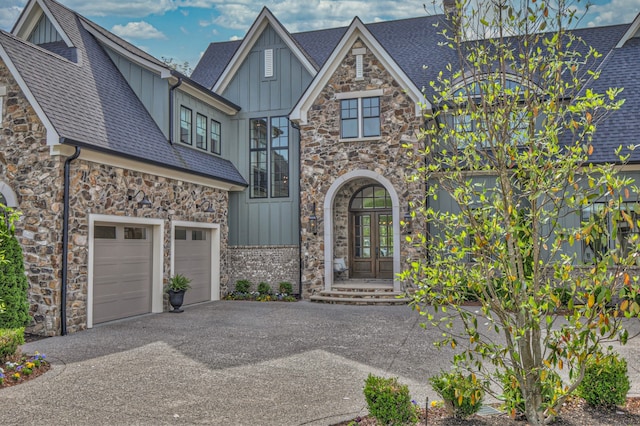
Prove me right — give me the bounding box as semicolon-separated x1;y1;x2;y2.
0;0;246;187
585;37;640;163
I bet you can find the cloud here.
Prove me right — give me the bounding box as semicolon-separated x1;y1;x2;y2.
583;0;640;27
0;3;25;31
111;21;167;40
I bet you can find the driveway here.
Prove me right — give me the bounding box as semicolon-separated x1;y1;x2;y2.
2;301;639;425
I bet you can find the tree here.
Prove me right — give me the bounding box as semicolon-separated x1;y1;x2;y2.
161;56;192;76
0;205;30;329
402;1;639;424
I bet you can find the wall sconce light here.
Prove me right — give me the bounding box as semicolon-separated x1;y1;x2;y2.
198;200;215;213
403;202;412;234
128;190;152;208
309;202;318;235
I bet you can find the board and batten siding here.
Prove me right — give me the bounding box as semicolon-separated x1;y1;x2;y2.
105;48;169;137
28;14;63;45
221;24;313;246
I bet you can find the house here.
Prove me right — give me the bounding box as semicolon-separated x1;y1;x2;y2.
0;0;247;335
1;0;639;335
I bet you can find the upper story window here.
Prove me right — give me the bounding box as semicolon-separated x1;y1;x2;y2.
196;113;207;150
180;106;192;145
340;96;381;139
249;117;289;199
178;105;222;155
211;120;221;155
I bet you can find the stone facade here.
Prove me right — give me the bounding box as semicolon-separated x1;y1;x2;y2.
298;38;425;297
1;59;230;335
228;245;299;293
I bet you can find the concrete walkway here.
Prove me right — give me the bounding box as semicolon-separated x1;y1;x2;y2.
2;301;639;425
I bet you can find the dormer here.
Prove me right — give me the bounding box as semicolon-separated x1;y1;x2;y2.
12;0;78;62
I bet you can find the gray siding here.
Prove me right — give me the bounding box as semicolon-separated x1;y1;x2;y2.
28;14;62;45
221;24;313;246
105;48;169;137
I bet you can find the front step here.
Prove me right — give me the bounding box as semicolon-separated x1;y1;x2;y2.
310;287;410;305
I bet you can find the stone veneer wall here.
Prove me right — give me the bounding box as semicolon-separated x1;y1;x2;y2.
228;246;300;293
1;59;229;335
298;38;426;297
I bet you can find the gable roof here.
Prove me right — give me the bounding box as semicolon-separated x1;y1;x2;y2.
1;0;246;189
210;7;318;93
290;16;430;124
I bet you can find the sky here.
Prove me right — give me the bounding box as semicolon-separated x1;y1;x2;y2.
1;0;639;73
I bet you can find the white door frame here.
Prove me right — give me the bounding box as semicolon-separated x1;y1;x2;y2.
171;221;221;302
87;214;164;328
322;170;401;291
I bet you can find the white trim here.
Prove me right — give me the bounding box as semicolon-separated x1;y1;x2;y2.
616;13;640;48
335;89;384;99
49;144;245;192
87;214;164;329
13;0;74;48
80;20;171;78
170;221;221;302
290;17;428;125
322;169;401;292
0;44;60;146
213;7;317;92
0;180;18;207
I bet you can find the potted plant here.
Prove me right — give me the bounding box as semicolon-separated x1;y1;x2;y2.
165;274;191;313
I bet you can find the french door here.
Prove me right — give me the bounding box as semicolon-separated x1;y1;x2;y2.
350;211;393;279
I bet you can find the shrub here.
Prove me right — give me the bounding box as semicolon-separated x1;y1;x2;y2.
0;327;25;362
235;280;251;293
429;371;484;418
0;216;30;329
363;374;418;425
577;352;630;408
499;368;560;418
257;282;272;295
278;281;293;295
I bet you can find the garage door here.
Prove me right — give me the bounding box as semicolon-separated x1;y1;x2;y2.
174;227;211;305
93;224;153;324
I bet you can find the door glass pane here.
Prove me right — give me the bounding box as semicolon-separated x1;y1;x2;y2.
95;226;116;239
354;214;371;259
124;227;146;240
378;214;393;257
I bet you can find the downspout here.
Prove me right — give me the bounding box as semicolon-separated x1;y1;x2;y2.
61;145;81;336
168;78;183;144
291;120;303;297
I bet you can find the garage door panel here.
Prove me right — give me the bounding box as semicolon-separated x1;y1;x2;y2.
175;228;211;305
93;224;152;324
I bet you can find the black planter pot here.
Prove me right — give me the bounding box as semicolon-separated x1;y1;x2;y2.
168;289;186;313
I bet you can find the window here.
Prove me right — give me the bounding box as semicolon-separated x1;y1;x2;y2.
180;106;192;145
340;97;380;139
250;118;268;198
271;117;289;198
249;117;289;198
124;227;147;240
95;226;116;239
582;203;640;263
196;113;207;150
192;230;206;241
175;228;187;240
211;119;221;154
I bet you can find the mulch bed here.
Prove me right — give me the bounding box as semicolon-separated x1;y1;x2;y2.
333;397;640;425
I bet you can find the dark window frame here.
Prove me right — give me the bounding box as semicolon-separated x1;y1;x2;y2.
196;113;207;151
211;119;221;155
180;106;192;145
340;97;380;139
249;116;290;199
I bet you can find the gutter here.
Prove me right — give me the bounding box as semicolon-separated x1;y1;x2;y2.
168;78;183;144
61;145;81;336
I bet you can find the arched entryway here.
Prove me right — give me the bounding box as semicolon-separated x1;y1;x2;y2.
349;185;393;279
323;170;401;292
